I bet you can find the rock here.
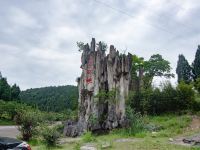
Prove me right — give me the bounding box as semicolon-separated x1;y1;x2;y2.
115;138;141;143
59;137;81;144
101;142;111;149
183;133;200;145
169;138;174;142
80;144;97;150
145;123;164;132
63;120;84;137
151;132;157;137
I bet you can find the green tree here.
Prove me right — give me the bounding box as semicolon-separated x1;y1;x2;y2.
130;54;174;113
0;77;11;101
176;54;192;83
20;85;78;112
192;45;200;80
176;81;195;110
194;77;200;93
144;54;174;87
11;84;21;100
132;54;174;90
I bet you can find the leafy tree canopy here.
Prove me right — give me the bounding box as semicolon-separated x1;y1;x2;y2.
144;54;174;78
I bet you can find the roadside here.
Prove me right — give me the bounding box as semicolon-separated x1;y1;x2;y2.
0;126;19;138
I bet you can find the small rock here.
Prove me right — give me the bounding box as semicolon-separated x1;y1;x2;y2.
151;132;157;137
169;138;174;142
101;142;111;149
80;144;97;150
115;138;141;143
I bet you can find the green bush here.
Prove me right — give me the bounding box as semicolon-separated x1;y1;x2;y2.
128;81;195;115
41;125;61;146
15;110;42;141
125;106;145;136
194;78;200;93
82;132;95;143
0;100;31;121
176;81;195;110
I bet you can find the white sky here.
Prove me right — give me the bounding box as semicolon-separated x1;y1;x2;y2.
0;0;200;90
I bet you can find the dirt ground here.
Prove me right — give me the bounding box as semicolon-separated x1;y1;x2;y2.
0;126;19;138
188;115;200;131
172;115;200;146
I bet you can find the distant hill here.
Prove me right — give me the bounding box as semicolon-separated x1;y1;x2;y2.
20;85;78;112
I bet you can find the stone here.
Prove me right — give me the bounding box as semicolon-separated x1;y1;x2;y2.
169;138;174;142
151;132;157;137
101;142;111;149
80;144;97;150
183;133;200;145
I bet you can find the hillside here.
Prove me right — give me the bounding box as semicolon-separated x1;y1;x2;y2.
20;85;78;112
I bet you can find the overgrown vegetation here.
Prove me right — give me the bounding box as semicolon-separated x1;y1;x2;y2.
124;106;145;136
40;125;61;146
127;81;195;114
15;110;42;141
82;131;96;143
95;88;117;104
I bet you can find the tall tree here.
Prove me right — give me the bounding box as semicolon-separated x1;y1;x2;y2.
176;54;192;83
130;54;174;112
0;77;11;100
143;54;174;88
131;54;174;90
192;45;200;80
11;84;21;100
0;72;2;79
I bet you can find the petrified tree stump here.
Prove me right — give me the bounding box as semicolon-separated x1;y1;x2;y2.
64;38;132;136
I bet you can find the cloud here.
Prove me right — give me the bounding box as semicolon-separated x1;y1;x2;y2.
0;0;200;90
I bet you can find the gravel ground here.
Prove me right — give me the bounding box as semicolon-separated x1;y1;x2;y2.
0;126;19;138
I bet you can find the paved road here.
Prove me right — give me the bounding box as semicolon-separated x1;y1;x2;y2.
0;126;19;138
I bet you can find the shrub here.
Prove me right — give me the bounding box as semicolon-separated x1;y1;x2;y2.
56;123;64;134
128;81;195;115
74;143;81;150
0;100;31;121
41;125;61;146
176;81;195;110
194;77;200;93
15;110;42;141
159;82;178;112
82;132;95;143
125;106;145;136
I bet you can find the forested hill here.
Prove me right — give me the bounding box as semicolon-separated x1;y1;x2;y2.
20;85;78;112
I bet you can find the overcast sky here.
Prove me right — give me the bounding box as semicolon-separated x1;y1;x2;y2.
0;0;200;90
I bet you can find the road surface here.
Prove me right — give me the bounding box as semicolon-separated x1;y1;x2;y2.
0;126;19;138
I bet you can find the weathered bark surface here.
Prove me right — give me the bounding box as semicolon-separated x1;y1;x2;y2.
64;38;132;136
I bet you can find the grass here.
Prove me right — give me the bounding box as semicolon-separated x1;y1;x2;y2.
81;131;96;143
30;114;200;150
146;114;192;137
0;119;15;125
